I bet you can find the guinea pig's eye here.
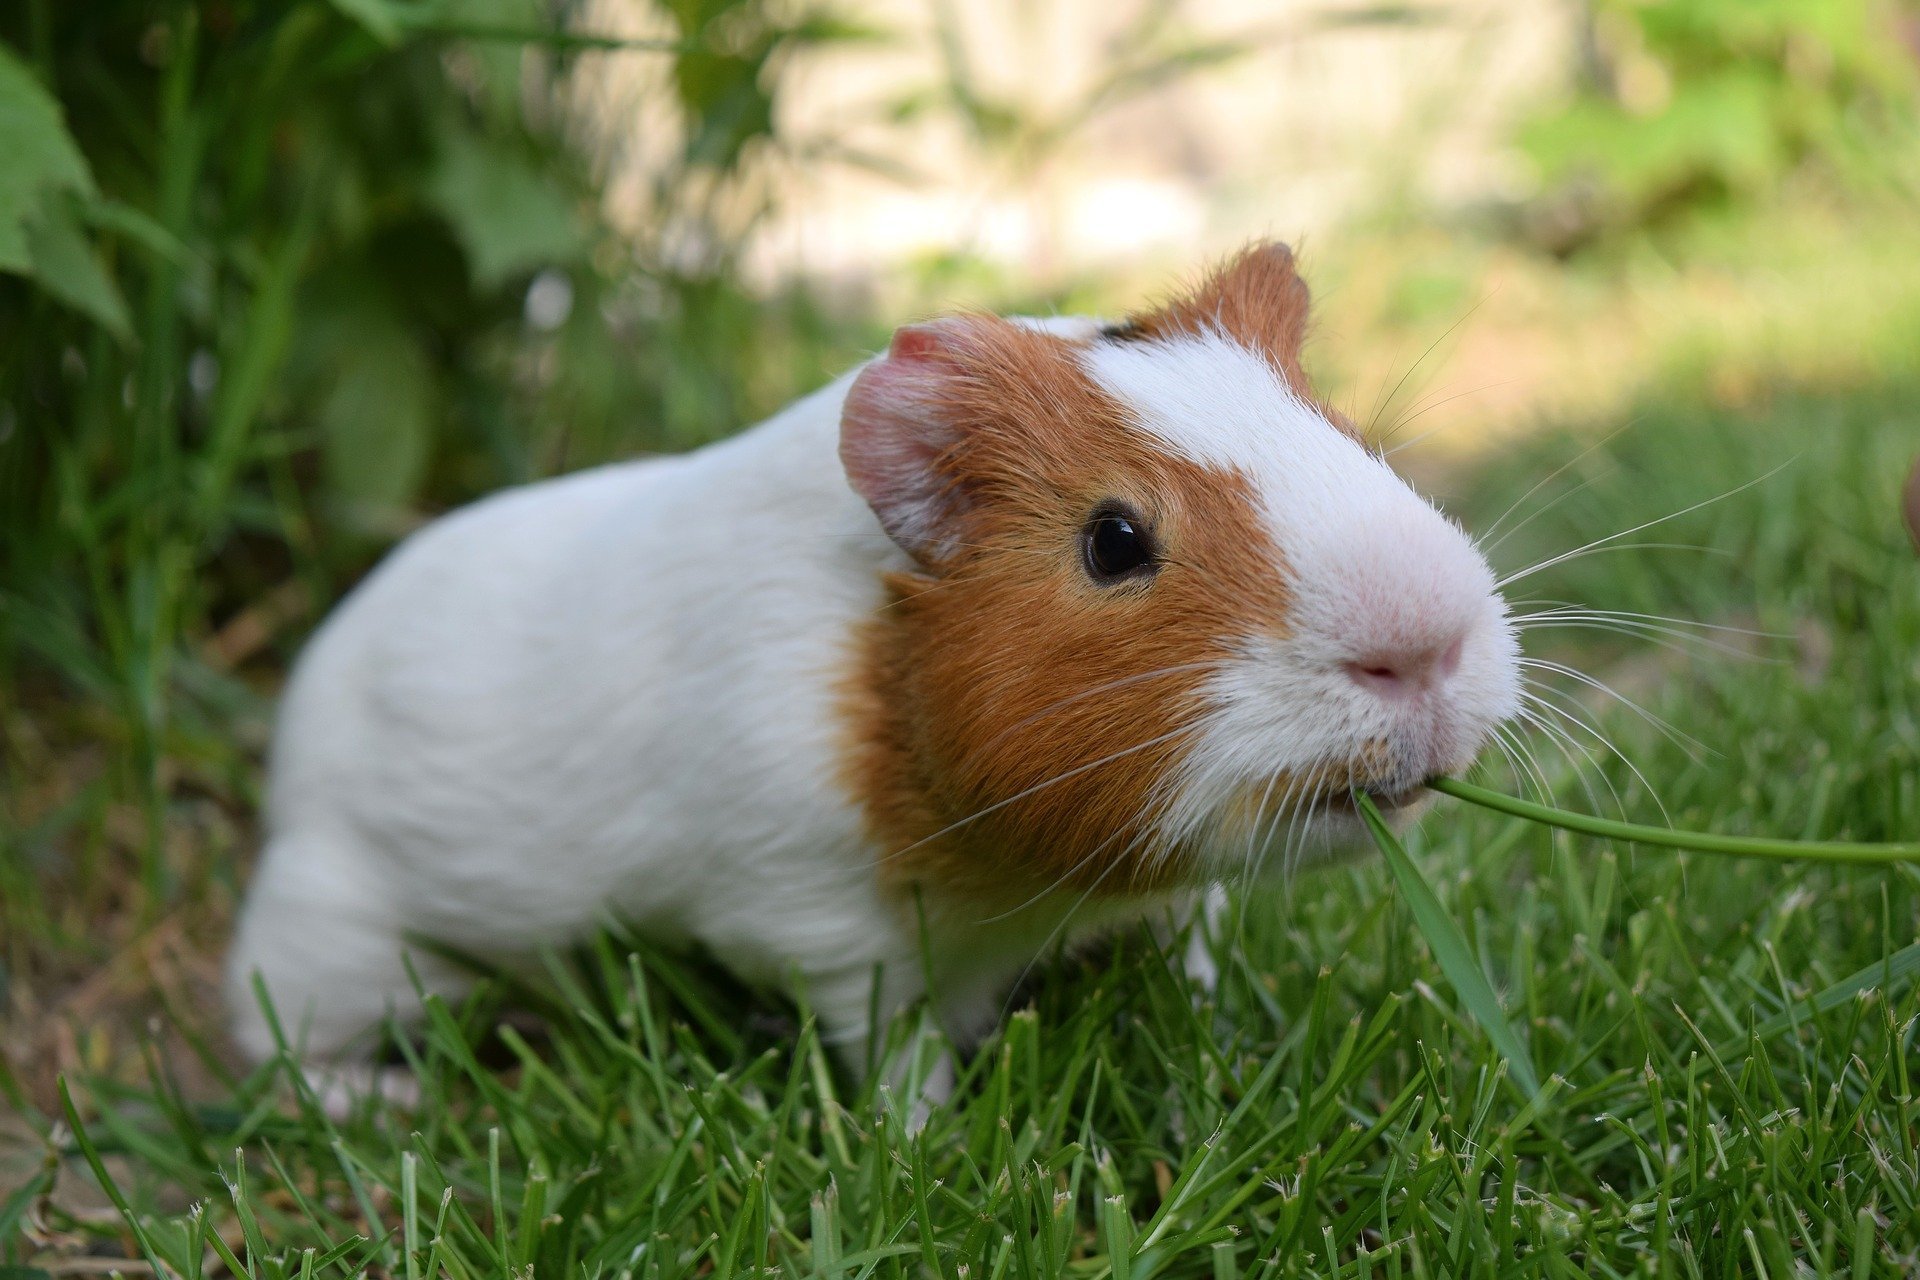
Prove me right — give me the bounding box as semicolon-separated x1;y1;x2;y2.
1082;508;1158;584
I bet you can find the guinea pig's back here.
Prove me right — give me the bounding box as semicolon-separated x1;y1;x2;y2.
264;375;901;946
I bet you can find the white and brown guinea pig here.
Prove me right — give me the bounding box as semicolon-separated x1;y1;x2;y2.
225;243;1521;1085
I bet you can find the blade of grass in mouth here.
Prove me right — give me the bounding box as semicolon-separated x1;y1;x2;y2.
1355;791;1543;1099
1428;776;1920;863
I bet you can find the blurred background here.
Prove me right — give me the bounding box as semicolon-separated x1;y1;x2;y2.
3;0;1919;1100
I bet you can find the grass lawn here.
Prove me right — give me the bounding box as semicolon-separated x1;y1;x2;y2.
4;373;1919;1276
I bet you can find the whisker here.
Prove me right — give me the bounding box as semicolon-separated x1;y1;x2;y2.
1241;764;1297;869
1516;619;1769;663
1286;791;1330;883
1497;542;1734;589
975;824;1137;925
1495;461;1793;590
1513;609;1780;657
872;576;975;614
1510;601;1786;640
874;725;1198;867
1482;474;1602;558
1475;420;1636;550
995;852;1131;1024
1495;721;1555;803
1233;765;1329;943
1515;701;1616;818
1359;333;1412;448
1522;686;1675;827
1520;657;1714;760
1227;768;1299;943
977;662;1221;753
1488;730;1537;802
1277;790;1310;884
1514;616;1759;663
1381;380;1522;457
1255;768;1313;885
1369;294;1492;448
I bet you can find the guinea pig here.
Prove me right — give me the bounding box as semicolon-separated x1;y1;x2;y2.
225;243;1522;1092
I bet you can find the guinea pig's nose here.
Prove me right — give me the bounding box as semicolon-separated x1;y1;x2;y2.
1344;634;1465;699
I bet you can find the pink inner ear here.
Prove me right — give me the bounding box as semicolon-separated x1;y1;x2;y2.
887;324;949;362
839;324;978;564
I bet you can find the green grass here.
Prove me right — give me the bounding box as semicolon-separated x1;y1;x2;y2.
7;4;1920;1273
4;375;1917;1276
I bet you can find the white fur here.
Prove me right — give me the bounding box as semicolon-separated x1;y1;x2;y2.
227;322;1519;1083
1081;332;1521;868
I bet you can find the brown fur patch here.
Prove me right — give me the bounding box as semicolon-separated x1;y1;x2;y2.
836;318;1294;904
1110;242;1359;438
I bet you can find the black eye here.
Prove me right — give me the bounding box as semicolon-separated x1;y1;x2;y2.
1083;510;1157;583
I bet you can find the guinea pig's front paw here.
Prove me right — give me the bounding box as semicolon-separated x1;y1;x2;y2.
1148;886;1227;1000
303;1062;423;1122
874;1028;957;1135
904;1050;956;1135
1179;933;1222;997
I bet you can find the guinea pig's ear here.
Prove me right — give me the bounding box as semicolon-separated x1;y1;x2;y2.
840;317;983;566
1124;241;1314;390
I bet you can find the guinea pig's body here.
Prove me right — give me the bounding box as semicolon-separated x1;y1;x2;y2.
227;247;1522;1079
228;361;1097;1065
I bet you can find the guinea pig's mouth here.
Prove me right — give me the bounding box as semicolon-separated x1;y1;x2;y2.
1196;775;1435;880
1222;766;1432;829
1325;785;1428;816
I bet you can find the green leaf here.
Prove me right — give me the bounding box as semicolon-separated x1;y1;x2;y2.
426;133;583;289
0;44;97;272
1356;792;1542;1098
317;316;438;521
328;0;405;45
0;49;132;336
81;196;191;265
440;0;545;102
22;191;131;338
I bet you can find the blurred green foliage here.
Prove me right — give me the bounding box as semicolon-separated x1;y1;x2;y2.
1517;0;1920;252
0;0;869;905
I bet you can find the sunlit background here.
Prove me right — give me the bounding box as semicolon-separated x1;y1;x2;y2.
8;1;1915;545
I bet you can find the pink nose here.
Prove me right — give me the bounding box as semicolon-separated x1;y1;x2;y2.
1345;635;1465;698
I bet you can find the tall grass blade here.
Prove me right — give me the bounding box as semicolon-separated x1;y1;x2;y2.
1431;776;1920;862
1748;939;1920;1043
1356;792;1542;1098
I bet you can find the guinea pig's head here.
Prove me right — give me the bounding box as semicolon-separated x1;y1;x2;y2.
838;244;1521;900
